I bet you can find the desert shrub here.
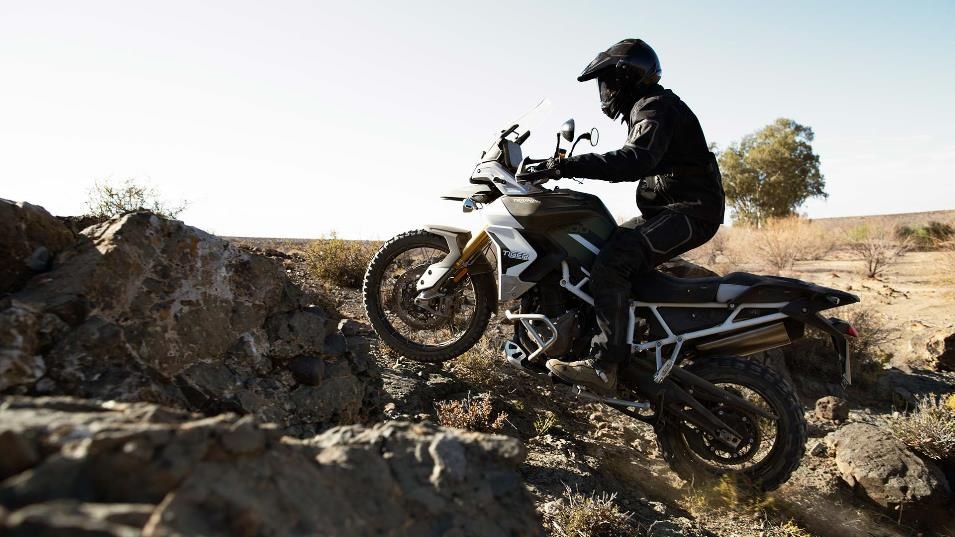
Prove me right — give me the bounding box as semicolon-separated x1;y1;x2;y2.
547;486;635;537
749;217;834;274
447;337;499;386
896;221;954;250
889;393;955;461
86;178;186;219
435;393;508;433
785;305;891;388
686;228;729;267
847;225;909;278
303;233;376;289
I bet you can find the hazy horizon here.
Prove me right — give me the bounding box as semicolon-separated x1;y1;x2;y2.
3;1;953;239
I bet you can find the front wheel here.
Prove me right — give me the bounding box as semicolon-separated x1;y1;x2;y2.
656;356;807;491
362;230;495;363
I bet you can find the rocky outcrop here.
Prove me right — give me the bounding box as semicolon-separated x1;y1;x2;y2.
0;209;379;435
0;396;542;537
827;423;950;510
0;199;76;294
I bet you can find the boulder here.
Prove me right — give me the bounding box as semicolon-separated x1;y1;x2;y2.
0;209;380;433
828;423;950;510
0;396;543;537
927;331;955;371
0;199;77;295
815;395;850;422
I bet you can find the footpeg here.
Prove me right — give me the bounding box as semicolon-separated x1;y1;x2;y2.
502;340;548;376
502;340;527;368
571;385;651;409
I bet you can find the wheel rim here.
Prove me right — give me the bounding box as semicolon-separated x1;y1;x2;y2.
677;383;781;476
375;245;480;349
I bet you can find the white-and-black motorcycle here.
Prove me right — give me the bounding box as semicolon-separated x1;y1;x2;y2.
362;101;860;490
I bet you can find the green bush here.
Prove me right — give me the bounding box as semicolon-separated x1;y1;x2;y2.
303;234;376;289
895;221;954;250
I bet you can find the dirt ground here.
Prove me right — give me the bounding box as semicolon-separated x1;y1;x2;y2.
233;236;955;537
787;251;955;370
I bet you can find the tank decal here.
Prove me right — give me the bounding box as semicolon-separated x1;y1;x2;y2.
569;233;600;255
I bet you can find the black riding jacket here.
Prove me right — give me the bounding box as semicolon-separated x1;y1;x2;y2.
562;85;725;224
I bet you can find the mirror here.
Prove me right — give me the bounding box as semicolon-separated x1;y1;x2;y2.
589;127;599;146
560;119;575;142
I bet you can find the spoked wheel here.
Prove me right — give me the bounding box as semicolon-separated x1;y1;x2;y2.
362;230;495;362
656;356;807;491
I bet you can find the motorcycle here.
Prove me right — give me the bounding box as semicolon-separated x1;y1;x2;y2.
362;100;860;490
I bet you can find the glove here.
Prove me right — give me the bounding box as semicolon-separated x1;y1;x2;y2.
517;158;562;182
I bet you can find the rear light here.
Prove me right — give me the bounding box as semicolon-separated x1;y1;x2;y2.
846;325;859;337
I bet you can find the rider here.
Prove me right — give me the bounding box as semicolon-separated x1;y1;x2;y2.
525;39;725;395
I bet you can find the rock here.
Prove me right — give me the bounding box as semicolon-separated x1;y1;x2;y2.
4;501;150;537
829;423;951;510
815;395;850;422
0;209;380;433
875;368;953;406
0;396;542;537
927;331;955;371
0;303;46;391
288;355;325;386
0;429;39;480
809;441;829;457
0;199;77;294
338;318;369;337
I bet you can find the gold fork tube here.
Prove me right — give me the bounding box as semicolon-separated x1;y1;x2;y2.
451;229;491;282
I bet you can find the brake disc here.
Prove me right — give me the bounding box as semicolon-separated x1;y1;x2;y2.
684;406;761;464
389;264;453;330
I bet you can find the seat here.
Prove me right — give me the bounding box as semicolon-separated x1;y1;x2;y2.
631;270;765;304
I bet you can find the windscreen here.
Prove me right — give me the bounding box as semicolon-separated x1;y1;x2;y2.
481;99;551;162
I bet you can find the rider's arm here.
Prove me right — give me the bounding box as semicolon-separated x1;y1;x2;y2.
561;96;676;182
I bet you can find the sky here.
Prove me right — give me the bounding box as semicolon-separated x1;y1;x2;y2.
2;1;954;239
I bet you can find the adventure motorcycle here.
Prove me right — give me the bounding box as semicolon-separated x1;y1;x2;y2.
362;100;860;490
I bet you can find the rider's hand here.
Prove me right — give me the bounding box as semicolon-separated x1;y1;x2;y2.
517;158;562;182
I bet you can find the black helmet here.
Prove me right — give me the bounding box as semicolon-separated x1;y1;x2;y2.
578;39;662;120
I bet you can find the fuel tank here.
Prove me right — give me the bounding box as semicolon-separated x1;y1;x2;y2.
501;189;616;269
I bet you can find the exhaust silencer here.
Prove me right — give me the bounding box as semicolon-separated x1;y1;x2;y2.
696;322;794;356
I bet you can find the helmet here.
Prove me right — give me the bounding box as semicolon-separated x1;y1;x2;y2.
578;39;662;120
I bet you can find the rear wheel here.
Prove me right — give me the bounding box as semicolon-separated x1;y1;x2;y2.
655;356;807;491
362;230;495;363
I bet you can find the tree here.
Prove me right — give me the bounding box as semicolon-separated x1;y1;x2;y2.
85;178;186;219
719;118;826;227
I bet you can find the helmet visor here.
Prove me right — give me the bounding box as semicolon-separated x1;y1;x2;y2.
598;76;618;107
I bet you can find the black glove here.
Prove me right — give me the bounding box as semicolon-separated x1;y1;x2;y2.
517;158;562;182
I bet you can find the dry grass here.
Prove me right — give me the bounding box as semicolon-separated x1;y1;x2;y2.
303;233;378;289
681;477;813;537
547;486;636;537
435;392;508;433
533;410;558;437
447;336;501;386
685;217;835;275
751;217;836;274
889;393;955;461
